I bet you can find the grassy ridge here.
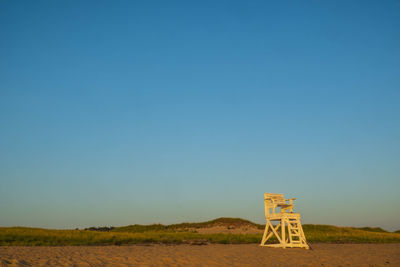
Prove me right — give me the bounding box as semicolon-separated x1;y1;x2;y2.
110;217;263;233
1;218;399;246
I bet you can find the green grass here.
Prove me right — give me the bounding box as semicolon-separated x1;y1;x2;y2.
1;218;399;246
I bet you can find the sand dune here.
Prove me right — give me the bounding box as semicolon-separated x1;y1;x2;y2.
1;244;399;266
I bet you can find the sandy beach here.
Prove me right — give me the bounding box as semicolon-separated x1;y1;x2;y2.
1;243;399;266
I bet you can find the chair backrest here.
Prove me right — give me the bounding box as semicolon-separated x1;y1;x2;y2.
264;193;286;206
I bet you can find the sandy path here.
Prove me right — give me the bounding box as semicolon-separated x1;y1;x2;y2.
1;244;399;266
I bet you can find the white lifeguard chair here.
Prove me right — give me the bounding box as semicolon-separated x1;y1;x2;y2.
260;193;309;249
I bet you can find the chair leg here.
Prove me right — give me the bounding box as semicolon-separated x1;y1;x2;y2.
260;221;270;246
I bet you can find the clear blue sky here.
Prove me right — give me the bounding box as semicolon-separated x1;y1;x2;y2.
1;0;399;231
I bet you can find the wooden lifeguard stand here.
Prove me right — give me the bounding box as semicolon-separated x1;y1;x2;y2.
260;193;309;249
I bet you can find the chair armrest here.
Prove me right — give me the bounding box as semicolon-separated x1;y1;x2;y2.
286;198;296;207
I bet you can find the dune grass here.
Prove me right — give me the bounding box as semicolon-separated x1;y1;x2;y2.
0;227;259;246
303;224;400;243
1;218;399;246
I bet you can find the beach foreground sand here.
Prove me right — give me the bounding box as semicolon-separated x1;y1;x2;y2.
1;244;399;266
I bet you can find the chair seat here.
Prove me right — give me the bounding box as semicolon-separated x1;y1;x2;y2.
277;203;293;208
267;212;300;219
